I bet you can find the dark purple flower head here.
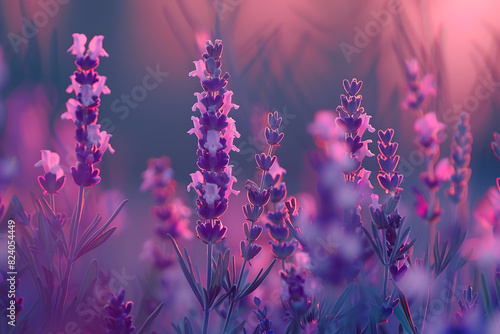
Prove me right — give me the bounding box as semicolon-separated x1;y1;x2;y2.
196;219;227;245
343;78;363;96
246;180;271;207
71;162;101;187
270;182;287;203
270;241;294;260
243;203;264;223
35;150;66;195
265;128;285;146
255;153;276;171
266;223;289;242
240;240;262;261
268;111;283;130
104;289;135;334
244;223;263;243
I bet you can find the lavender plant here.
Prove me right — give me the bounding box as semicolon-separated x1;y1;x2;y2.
169;39;274;334
11;33;129;332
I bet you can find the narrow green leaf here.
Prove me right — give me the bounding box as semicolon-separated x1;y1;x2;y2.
481;273;492;315
167;234;204;307
331;282;354;320
74;227;116;261
76;259;98;305
137;303;164;334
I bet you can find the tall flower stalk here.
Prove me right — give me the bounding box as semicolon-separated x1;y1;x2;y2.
335;79;375;234
14;34;126;332
404;59;445;260
448;112;472;223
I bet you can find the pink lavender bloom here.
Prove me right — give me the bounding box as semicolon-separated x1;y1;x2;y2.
63;33;113;188
403;59;436;111
414;111;446;151
34;150;65;195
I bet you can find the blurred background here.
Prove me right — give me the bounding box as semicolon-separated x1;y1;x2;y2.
1;0;500;330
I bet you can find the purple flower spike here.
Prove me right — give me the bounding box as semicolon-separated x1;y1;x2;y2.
196;219;227;245
377;128;403;194
104;289;135;334
188;39;240;240
63;33;114;188
449;113;473;204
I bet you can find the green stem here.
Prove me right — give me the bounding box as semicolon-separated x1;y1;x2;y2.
203;242;213;334
222;260;247;333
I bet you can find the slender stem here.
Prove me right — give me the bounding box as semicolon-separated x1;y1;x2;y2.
203;242;213;334
58;185;85;315
419;287;431;333
222;260;247;333
382;229;389;297
49;194;55;212
428;189;436;263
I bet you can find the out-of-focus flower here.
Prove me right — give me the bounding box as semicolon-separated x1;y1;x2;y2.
103;289;135;334
35;150;65;195
492;132;500;161
449;113;472;203
403;59;436;111
455;286;479;323
414;112;446;150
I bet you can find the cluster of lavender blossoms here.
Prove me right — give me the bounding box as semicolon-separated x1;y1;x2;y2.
335;79;375;233
187;39;239;245
140;156;192;269
64;33;114;188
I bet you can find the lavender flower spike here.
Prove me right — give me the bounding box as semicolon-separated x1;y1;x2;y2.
187;39;239;224
186;39;239;334
449;112;472;204
377;129;403;194
64;33;113;188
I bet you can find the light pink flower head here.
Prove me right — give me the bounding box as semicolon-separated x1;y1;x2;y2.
67;33;87;59
87;125;115;155
88;35;109;60
414;112;446;148
67;33;108;61
35;150;64;179
62;98;81;123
